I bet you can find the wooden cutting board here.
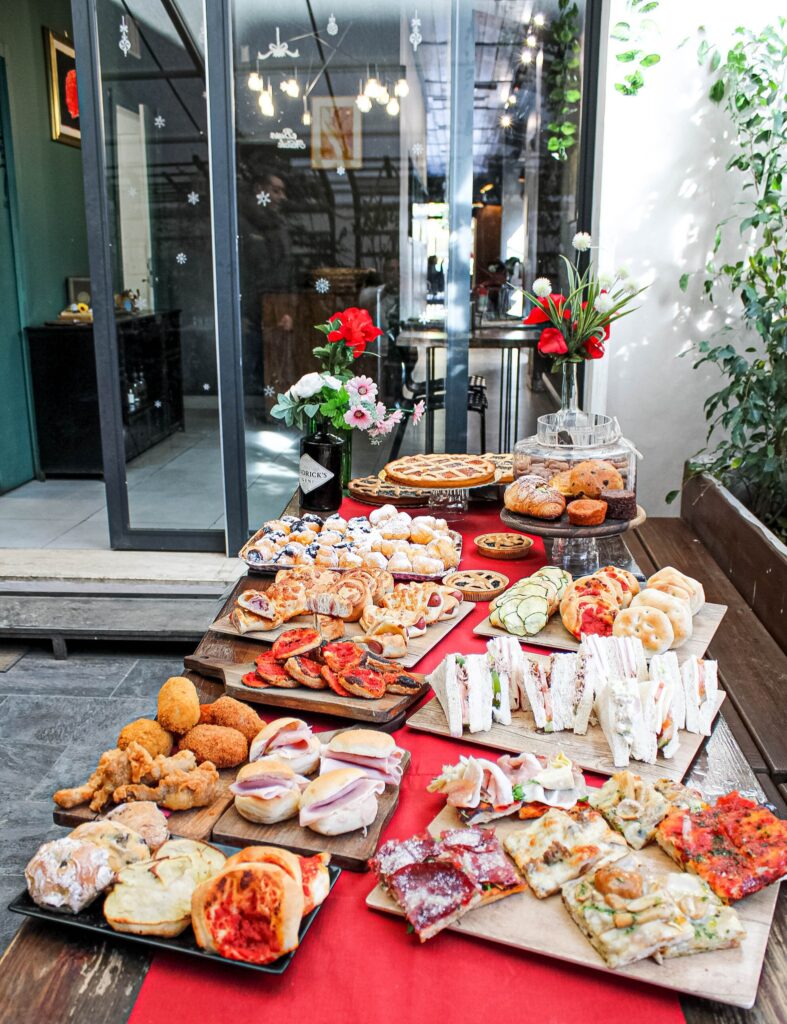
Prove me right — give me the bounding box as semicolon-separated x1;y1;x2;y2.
365;805;780;1009
212;750;411;872
406;689;727;783
185;654;426;725
209;601;474;669
52;768;235;842
474;601;727;663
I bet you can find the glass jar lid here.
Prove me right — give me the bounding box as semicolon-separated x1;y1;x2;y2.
535;411;620;448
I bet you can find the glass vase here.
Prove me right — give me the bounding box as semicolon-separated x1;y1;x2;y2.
555;361;591;436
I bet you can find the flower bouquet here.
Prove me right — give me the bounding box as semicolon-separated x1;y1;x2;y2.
523;232;646;368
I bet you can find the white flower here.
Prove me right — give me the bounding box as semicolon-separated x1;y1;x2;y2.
598;270;615;289
623;277;640;294
572;231;592;252
321;374;343;390
289;372;324;400
532;277;552;298
616;265;630;280
594;293;614;315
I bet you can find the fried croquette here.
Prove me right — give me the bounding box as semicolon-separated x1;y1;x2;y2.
157;676;200;734
198;695;265;743
117;718;173;758
178;724;248;768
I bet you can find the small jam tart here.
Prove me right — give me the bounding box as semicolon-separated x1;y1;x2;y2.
474;532;534;560
443;569;510;602
567;499;608;527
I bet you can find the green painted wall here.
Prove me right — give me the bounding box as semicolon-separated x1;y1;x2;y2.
0;0;88;490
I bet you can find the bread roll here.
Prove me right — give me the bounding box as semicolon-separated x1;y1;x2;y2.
68;821;151;873
504;476;566;519
230;759;306;824
647;567;705;614
631;589;693;648
25;838;114;914
299;767;385;836
595;566;640;607
612;606;674;655
154;838;226;877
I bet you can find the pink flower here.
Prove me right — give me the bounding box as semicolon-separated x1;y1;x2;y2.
374;401;387;422
343;406;373;430
347;375;378;402
411;400;425;426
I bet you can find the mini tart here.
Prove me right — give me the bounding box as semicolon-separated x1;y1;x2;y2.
474;532;534;560
443;569;509;602
567;499;607;527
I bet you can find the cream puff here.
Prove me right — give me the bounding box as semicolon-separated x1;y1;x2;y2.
369;504;398;526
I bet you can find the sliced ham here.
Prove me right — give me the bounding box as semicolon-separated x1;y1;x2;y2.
229;772;308;799
250;723;316;761
299;777;385;826
319;747;405;786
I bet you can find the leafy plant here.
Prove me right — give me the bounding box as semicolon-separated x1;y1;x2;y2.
545;0;582;162
612;0;661;96
672;21;787;541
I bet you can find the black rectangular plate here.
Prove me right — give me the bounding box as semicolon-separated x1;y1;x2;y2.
8;858;340;975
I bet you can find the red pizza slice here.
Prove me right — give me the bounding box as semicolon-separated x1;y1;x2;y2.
387;859;481;942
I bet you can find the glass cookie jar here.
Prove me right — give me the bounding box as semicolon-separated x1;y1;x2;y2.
513;413;637;497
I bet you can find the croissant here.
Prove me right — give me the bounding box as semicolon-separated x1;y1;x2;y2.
504;475;566;520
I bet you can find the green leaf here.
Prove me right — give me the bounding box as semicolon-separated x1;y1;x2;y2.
710;50;721;71
565;89;581;102
617;50;640;63
709;79;725;103
640;0;659;10
679;273;690;292
640;54;661;67
665;490;680;505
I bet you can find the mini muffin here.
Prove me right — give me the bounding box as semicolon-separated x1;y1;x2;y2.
567;499;608;526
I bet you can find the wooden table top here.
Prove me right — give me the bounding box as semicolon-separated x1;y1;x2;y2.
0;514;783;1024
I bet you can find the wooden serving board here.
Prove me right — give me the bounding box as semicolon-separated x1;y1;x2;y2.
185;654;427;725
212;749;411;872
406;688;727;783
474;601;727;663
52;768;235;842
365;805;780;1009
208;601;474;670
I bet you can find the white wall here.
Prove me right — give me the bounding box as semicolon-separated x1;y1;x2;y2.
588;0;778;514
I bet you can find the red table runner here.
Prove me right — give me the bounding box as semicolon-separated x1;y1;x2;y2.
129;500;683;1024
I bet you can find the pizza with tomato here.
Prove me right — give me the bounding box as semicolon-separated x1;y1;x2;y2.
656;790;787;901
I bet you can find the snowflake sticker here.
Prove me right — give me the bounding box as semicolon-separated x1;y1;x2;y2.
409;11;422;52
176;252;187;265
119;16;131;57
154;114;166;129
154;399;162;409
327;13;338;35
336;165;346;176
127;185;138;198
256;190;271;206
411;141;424;157
315;277;330;294
187;191;200;205
202;383;211;392
264;384;276;398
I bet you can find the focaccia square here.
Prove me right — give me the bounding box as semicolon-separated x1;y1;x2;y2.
589;771;669;849
656;871;746;957
561;855;694;969
503;806;627;899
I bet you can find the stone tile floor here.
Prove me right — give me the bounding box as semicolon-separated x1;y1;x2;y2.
0;641;191;953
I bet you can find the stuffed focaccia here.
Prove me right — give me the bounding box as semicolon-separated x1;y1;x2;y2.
654;870;746;957
652;778;707;814
503;806;627;899
589;771;670;850
561;856;694;969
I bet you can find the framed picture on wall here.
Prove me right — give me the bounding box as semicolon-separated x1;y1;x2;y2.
44;29;80;147
310;97;362;170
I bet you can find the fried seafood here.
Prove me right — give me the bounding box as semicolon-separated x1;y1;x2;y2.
113;760;219;811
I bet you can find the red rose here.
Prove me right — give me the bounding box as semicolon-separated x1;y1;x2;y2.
524;294;570;325
65;69;79;120
327;306;383;358
537;327;569;356
584;336;605;359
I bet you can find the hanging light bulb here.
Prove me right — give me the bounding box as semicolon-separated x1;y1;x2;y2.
248;71;262;92
302;96;311;125
376;85;390;105
533;12;546;27
386;96;400;116
526;33;537;47
394;77;409;98
365;76;381;98
258;82;274;117
287;77;299;97
356;80;372;112
521;49;532;65
500;113;512;128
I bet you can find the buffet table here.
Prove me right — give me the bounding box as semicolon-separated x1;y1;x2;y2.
0;500;783;1024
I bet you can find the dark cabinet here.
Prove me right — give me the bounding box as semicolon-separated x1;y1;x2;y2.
26;311;183;476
